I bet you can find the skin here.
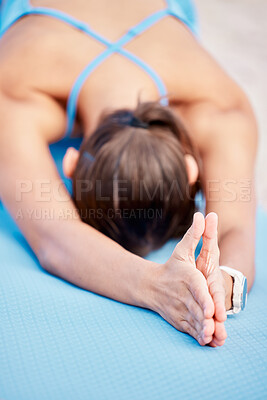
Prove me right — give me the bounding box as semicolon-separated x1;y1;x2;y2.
0;0;257;346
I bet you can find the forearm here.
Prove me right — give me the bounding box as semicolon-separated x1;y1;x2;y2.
39;218;155;309
219;227;255;292
201;104;258;296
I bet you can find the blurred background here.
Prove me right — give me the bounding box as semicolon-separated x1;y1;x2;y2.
196;0;267;211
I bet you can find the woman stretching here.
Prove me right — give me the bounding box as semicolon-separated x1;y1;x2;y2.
0;0;257;346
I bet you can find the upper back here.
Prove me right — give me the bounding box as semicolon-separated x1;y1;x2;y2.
0;0;243;139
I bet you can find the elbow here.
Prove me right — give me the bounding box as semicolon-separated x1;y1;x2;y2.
234;86;257;123
225;85;259;152
236;95;258;148
36;239;60;276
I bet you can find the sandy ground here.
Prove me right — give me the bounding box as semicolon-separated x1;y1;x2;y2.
196;0;267;211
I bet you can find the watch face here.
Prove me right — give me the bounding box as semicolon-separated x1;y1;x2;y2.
241;277;248;311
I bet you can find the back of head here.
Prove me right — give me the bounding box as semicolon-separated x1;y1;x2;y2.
72;101;201;256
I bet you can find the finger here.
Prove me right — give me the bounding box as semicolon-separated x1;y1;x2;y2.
173;212;205;262
208;274;227;322
208;339;226;347
180;320;206;346
197;212;220;276
208;320;227;348
204;212;218;244
201;318;215;343
213;320;227;342
185;313;213;346
185;311;202;337
185;290;214;337
185;292;206;324
184;289;215;344
188;271;215;319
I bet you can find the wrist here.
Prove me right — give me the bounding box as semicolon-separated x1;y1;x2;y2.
133;258;160;311
221;269;234;311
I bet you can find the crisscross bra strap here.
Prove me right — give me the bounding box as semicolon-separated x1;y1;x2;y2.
0;0;198;137
65;8;170;137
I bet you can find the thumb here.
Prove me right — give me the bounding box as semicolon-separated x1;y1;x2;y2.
173;212;205;263
197;212;220;277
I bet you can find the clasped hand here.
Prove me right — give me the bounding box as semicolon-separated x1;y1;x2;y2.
151;212;229;347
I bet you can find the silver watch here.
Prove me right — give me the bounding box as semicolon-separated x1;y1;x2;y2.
220;266;248;315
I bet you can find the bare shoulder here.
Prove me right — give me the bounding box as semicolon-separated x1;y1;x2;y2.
0;14;92;101
179;100;258;172
168;29;258;155
0;41;66;145
167;22;251;110
0;17;76;141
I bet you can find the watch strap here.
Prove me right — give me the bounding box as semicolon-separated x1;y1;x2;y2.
219;266;247;315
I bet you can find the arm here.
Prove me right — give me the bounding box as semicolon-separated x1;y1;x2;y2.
0;93;152;308
202;100;257;293
186;97;257;345
172;34;258;292
186;95;258;315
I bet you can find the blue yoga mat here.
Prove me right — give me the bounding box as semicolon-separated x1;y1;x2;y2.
0;138;267;400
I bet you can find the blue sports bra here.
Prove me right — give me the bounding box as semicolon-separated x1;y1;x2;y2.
0;0;198;137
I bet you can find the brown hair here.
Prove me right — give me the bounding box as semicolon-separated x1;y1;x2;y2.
72;101;201;256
